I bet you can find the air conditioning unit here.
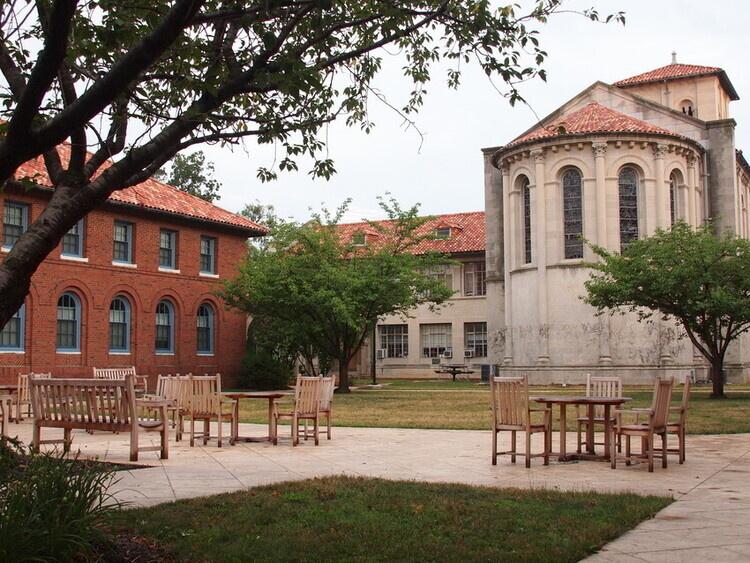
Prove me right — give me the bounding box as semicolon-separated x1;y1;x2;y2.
464;349;474;358
442;348;453;359
376;349;387;360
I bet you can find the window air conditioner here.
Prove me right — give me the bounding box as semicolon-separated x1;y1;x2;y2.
376;349;387;360
464;349;474;358
442;348;453;359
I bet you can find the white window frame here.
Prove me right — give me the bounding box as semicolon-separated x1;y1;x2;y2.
420;323;452;358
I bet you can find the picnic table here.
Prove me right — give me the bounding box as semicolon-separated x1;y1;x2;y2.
223;391;291;445
530;395;631;462
434;364;475;382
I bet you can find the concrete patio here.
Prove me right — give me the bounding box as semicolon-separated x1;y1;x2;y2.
7;421;750;562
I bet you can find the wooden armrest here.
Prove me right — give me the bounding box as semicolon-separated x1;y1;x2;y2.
528;408;551;413
669;406;683;412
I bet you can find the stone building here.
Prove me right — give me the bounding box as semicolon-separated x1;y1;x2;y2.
483;58;750;383
0;146;265;386
341;212;488;379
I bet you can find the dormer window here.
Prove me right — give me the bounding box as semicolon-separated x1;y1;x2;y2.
351;232;366;246
435;226;451;240
680;99;694;117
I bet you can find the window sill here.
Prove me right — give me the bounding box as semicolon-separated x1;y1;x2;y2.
197;352;215;357
1;246;10;253
0;350;24;354
155;352;175;356
112;261;137;269
199;272;219;279
158;267;181;274
108;351;131;355
61;254;88;263
549;259;585;269
56;350;81;355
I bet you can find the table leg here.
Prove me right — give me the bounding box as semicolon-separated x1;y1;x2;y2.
603;404;611;461
230;400;238;445
586;404;595;455
267;398;275;442
559;403;567;461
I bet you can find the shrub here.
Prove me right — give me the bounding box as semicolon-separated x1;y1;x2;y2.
0;440;120;562
239;347;293;390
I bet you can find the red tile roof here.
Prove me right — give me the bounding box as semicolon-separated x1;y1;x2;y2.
13;145;267;235
506;102;687;149
614;63;739;100
337;211;485;255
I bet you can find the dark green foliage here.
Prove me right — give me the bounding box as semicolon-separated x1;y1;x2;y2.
0;442;119;562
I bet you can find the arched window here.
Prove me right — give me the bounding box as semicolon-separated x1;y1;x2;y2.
57;292;81;352
196;303;215;355
0;303;24;351
109;296;131;353
519;176;532;264
562;168;583;259
669;171;680;225
155;300;174;354
618;167;639;251
680;99;694;117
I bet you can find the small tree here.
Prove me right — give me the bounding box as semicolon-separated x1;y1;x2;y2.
223;197;454;393
584;222;750;398
155;151;222;202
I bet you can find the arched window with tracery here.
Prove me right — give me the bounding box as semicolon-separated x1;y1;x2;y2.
196;302;215;355
519;176;532;264
618;167;639;251
109;296;131;353
57;292;81;352
669;170;684;226
562;168;583;259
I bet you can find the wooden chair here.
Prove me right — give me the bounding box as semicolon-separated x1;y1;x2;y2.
145;374;188;436
490;375;551;468
29;374;168;461
16;372;52;421
576;374;622;454
93;366;148;394
0;393;12;437
184;373;235;448
666;376;691;464
273;376;323;446
610;378;674;472
303;376;336;441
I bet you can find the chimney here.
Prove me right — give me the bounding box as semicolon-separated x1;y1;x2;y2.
671;51;677;64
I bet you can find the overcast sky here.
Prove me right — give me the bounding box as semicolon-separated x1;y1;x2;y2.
200;0;750;224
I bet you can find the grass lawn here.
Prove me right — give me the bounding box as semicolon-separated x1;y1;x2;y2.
114;476;670;562
236;380;750;434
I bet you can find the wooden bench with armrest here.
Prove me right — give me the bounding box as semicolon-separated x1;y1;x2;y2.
93;366;149;394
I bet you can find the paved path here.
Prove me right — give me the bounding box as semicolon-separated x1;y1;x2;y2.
8;421;750;561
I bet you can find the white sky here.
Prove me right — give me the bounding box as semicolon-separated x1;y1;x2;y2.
200;0;750;224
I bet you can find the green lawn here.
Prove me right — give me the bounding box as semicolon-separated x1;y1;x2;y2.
236;380;750;434
114;476;670;563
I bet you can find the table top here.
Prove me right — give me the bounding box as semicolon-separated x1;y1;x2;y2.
0;384;17;392
222;391;289;399
530;395;631;405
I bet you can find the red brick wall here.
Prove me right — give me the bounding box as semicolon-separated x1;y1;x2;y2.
0;190;250;389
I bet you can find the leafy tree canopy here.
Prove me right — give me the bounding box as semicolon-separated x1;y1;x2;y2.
155;151;222;202
584;222;750;398
222;196;455;392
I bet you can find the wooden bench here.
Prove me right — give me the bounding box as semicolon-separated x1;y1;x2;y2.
93;366;148;394
29;374;168;461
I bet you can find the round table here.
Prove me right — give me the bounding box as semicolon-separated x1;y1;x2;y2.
222;391;290;445
530;395;631;462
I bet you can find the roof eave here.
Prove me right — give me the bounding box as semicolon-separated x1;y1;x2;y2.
616;70;740;101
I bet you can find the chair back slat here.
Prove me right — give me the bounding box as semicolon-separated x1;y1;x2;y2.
93;366;137;380
319;377;335;411
17;372;52;404
186;374;222;416
293;376;322;416
491;375;528;427
586;375;622;417
651;378;675;429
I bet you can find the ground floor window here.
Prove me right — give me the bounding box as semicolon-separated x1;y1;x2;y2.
464;322;487;358
0;304;24;351
420;323;452;358
378;324;408;358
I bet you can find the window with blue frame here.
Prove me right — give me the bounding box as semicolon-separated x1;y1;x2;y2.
0;304;24;351
62;218;85;257
113;221;133;263
159;229;177;269
56;292;81;352
3;201;28;250
196;303;214;354
155;300;174;353
200;236;216;274
109;296;131;352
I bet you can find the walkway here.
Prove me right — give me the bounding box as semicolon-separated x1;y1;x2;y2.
9;421;750;561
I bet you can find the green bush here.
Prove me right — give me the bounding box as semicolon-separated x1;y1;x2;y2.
0;438;120;562
239;347;293;390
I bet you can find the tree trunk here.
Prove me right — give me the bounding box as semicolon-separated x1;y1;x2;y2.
710;360;726;399
336;357;351;393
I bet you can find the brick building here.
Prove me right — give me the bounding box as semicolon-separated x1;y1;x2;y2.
0;151;264;386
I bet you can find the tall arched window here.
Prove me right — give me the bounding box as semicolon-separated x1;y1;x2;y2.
57;292;81;352
618;167;639;251
196;303;215;355
562;168;583;259
0;303;24;351
520;176;532;264
155;299;174;354
669;171;681;225
109;296;131;353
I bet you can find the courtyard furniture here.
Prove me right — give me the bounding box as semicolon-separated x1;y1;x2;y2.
29;374;169;461
16;372;52;422
576;375;623;454
435;363;475;382
146;374;188;437
273;376;323;446
0;389;12;436
667;376;692;464
491;375;551;468
224;390;288;444
185;373;236;448
93;366;148;394
531;394;631;462
610;378;674;472
302;375;336;441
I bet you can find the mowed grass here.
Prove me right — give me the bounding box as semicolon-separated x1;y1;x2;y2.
114;476;670;563
236;380;750;434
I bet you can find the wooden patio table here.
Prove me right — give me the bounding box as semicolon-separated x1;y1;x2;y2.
530;395;631;462
223;391;290;445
